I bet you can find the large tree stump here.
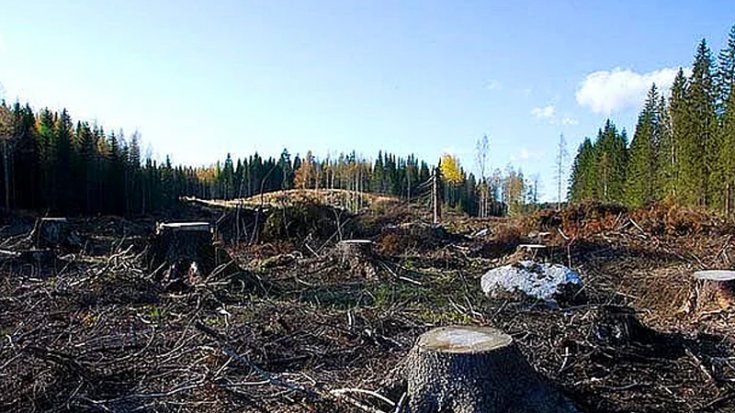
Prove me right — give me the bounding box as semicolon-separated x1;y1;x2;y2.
403;326;578;413
151;222;215;289
336;239;378;278
33;217;72;248
693;270;735;311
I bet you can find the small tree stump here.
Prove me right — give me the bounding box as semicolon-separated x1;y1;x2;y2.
336;239;378;278
151;222;215;289
404;326;577;413
693;270;735;311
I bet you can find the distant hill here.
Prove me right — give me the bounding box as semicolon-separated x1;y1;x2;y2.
185;188;400;210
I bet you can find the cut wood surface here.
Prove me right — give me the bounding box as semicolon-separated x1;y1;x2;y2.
403;326;578;413
693;270;735;281
693;270;735;311
156;222;211;234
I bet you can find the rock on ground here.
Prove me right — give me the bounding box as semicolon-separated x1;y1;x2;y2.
481;261;582;306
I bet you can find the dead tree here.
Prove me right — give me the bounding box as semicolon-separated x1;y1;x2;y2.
693;270;735;311
402;326;578;413
150;222;216;289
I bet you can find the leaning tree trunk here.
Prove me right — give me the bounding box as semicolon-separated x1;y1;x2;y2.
403;326;578;413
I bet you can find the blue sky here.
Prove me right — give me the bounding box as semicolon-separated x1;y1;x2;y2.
1;1;734;200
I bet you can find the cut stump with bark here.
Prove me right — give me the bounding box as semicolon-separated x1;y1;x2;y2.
151;222;217;289
693;270;735;311
336;239;379;278
33;217;73;249
403;326;578;413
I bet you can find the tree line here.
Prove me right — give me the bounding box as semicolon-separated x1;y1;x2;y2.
570;25;735;214
0;99;540;217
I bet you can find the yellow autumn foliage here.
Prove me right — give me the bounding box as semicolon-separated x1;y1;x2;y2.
440;153;463;184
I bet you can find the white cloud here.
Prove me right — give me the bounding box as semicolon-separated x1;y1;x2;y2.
576;67;685;114
561;117;578;126
531;105;555;120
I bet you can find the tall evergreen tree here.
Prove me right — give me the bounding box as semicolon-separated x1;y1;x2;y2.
715;25;735;116
569;138;596;201
625;84;659;207
594;120;628;203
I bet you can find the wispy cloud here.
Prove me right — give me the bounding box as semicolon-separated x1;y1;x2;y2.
510;147;542;162
531;105;578;127
485;79;501;90
531;105;555;120
576;67;687;114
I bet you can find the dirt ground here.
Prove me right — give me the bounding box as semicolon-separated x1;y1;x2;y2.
1;200;734;412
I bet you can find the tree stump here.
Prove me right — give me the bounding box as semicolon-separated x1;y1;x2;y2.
403;326;578;413
336;239;378;278
151;222;215;289
693;270;735;311
33;217;72;248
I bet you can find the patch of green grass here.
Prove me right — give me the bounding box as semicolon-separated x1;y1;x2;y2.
147;305;163;322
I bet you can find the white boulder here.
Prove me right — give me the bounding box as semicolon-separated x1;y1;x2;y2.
481;261;583;306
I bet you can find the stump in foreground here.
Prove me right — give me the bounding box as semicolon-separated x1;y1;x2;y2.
151;222;216;288
404;326;577;413
693;270;735;311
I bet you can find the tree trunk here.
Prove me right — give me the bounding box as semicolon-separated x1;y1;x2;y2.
3;140;10;211
403;326;578;413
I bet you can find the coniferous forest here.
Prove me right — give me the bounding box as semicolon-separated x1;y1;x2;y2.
0;106;525;217
569;26;735;214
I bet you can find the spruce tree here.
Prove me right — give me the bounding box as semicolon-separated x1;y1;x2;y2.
625;84;659;207
569;138;596;201
594;120;627;203
715;25;735;116
685;40;718;207
715;81;735;214
657;94;676;201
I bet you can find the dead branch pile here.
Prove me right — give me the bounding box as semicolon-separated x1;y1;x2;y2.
2;202;735;412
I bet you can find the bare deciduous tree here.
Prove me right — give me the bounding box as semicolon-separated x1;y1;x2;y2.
555;133;568;209
475;134;489;217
